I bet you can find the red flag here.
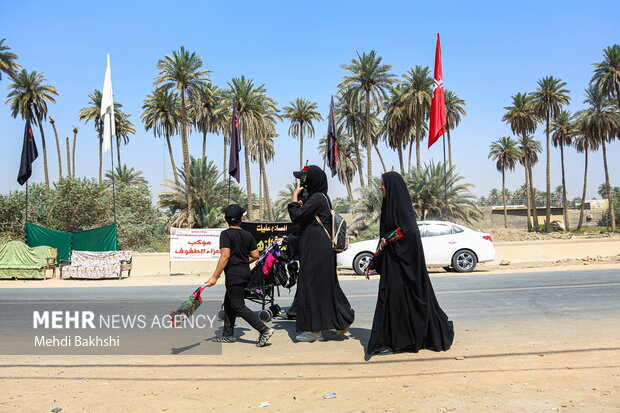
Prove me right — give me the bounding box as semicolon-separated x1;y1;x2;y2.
428;33;446;148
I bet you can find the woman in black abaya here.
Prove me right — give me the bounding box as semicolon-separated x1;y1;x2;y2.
366;171;454;355
288;165;355;342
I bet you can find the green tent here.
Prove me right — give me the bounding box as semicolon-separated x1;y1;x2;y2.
25;222;118;262
0;241;53;279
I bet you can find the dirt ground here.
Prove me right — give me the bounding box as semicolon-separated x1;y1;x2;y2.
481;228;620;243
0;318;618;412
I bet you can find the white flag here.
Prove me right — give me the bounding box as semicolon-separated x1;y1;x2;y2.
100;54;115;154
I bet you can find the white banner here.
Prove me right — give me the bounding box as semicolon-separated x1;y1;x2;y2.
169;228;225;261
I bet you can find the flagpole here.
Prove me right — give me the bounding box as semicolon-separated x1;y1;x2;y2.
25;181;29;225
109;113;117;226
442;134;448;221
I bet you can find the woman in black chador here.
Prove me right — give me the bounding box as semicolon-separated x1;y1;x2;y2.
288;165;355;342
366;171;454;355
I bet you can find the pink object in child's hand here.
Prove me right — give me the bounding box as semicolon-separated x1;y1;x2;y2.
263;253;277;275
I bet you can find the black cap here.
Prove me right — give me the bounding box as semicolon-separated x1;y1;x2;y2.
293;170;303;179
224;204;247;219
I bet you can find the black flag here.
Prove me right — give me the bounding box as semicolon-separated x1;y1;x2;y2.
229;99;241;183
17;118;38;185
326;96;338;177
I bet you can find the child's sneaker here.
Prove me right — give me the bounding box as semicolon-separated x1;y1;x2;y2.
257;327;274;347
213;335;236;343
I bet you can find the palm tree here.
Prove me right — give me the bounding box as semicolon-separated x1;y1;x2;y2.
154;46;210;227
113;110;136;166
444;90;466;169
210;98;231;181
318;126;360;205
250;131;276;220
193;83;223;162
275;183;297;220
49;116;63;179
579;85;620;230
351;177;383;233
6;70;59;187
532;76;571;231
383;84;410;174
401;66;433;171
339;50;396;182
488;137;522;228
282;98;323;170
158;157;245;228
65;136;71;179
405;162;482;224
0;38;20;80
105;165;147;187
551;110;577;230
521;135;543;231
336;87;366;186
79;90;109;183
592;44;620;116
502;93;539;231
573;115;600;230
226;75;279;219
142;88;180;183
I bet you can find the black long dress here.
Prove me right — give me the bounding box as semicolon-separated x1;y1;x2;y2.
367;171;454;355
288;166;355;332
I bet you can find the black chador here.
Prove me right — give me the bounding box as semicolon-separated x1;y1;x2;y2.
288;166;355;333
367;171;454;355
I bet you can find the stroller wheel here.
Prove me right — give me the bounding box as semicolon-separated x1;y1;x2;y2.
258;309;272;322
217;309;225;321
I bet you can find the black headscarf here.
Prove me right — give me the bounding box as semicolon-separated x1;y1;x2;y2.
305;165;328;195
380;171;418;238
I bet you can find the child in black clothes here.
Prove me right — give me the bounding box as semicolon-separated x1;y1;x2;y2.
205;204;274;347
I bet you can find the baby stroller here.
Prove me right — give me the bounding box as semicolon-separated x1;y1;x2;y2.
218;238;298;322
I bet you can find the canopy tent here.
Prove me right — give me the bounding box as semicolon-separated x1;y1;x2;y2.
25;222;118;262
0;241;54;279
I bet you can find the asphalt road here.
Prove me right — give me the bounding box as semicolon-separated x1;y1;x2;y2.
1;268;619;355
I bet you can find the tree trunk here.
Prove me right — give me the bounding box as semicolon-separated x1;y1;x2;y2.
560;143;569;231
529;162;539;231
223;135;228;182
577;148;589;230
545;113;551;232
299;129;304;170
502;169;507;228
202;130;207;163
243;131;253;220
524;159;532;232
98;134;103;184
374;142;387;173
166;135;179;183
261;154;272;220
365;90;373;182
180;89;194;227
344;177;354;208
50;118;62;180
72;128;77;178
601;139;616;230
416;129;422;171
447;127;453;169
408;139;413;173
65;137;71;179
397;143;404;175
258;162;263;220
352;123;365;187
35;113;50;188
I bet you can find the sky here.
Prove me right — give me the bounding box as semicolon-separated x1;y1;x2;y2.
1;0;619;204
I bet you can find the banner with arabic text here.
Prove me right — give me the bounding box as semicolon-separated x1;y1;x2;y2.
169;228;224;261
240;222;299;252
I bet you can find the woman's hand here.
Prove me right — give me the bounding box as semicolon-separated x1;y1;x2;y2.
365;267;371;279
292;185;304;202
379;238;387;249
205;276;218;287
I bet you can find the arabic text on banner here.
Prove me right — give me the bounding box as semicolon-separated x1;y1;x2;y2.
169;228;225;261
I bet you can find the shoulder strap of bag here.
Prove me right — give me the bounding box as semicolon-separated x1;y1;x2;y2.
314;193;335;244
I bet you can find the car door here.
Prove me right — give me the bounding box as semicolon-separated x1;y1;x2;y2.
419;223;455;265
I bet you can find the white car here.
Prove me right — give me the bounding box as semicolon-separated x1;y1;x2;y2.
337;221;496;274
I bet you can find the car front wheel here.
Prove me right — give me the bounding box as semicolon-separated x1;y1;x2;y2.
353;252;374;276
451;249;477;273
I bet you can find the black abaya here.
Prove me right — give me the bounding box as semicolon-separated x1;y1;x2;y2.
367;171;454;355
288;166;355;332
